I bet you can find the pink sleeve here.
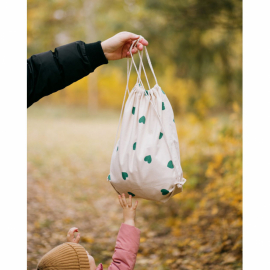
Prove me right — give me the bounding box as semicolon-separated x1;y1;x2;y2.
108;223;140;270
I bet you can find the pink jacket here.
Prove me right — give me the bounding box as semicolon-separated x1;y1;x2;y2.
96;223;140;270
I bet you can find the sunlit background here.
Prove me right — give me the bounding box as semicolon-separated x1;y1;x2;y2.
28;0;242;269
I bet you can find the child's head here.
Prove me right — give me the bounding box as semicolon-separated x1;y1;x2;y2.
37;227;97;270
37;194;138;270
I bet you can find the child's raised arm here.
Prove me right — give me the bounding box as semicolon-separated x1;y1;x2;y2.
118;193;139;227
107;194;140;270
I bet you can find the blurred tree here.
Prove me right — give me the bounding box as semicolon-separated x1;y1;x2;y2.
27;0;242;116
83;0;99;111
139;0;242;111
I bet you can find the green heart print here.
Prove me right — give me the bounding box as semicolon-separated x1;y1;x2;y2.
167;160;174;169
162;102;165;110
128;192;135;197
122;172;128;180
144;155;152;164
161;89;166;95
139;116;146;124
159;132;163;139
132;107;135;115
108;174;111;180
133;142;136;150
161;189;170;195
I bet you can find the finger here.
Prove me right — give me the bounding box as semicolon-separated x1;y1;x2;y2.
74;233;80;243
118;195;124;208
68;227;78;232
70;227;78;233
121;193;126;207
131;47;138;55
126;51;131;57
67;227;78;240
139;38;148;46
122;193;127;207
129;195;132;207
136;43;144;51
133;200;138;210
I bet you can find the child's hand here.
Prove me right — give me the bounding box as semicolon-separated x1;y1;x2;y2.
66;227;80;243
118;194;138;227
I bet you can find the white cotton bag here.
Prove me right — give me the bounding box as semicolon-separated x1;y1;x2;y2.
108;40;186;203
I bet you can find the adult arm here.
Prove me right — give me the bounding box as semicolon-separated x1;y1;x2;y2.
27;40;108;108
27;32;148;108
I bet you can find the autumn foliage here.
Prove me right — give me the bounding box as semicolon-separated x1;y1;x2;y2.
27;105;242;269
28;0;242;269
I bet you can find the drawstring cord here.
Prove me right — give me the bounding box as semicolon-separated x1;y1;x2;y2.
113;58;133;148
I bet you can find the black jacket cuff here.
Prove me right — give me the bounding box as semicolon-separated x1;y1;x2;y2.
85;41;108;71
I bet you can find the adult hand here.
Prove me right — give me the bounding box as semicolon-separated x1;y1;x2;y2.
66;227;80;243
101;31;148;61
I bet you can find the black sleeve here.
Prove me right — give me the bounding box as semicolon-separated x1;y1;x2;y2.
27;40;108;108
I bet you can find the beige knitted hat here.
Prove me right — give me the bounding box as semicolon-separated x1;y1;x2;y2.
37;242;90;270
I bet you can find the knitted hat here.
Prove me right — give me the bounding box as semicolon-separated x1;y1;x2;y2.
37;242;90;270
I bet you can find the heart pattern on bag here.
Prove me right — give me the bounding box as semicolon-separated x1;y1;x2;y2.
159;132;163;139
144;155;152;164
132;107;135;115
162;102;165;110
167;160;174;169
133;142;136;150
122;172;128;180
139;116;146;124
161;189;170;195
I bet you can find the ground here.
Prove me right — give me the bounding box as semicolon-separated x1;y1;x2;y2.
28;106;242;270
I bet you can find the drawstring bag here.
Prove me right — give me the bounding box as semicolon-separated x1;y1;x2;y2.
108;39;186;203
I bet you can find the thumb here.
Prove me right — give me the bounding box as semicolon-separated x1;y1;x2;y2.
122;32;140;41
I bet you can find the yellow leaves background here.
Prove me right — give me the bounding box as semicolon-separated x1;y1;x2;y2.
28;104;242;269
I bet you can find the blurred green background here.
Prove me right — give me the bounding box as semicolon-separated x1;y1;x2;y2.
27;0;242;269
